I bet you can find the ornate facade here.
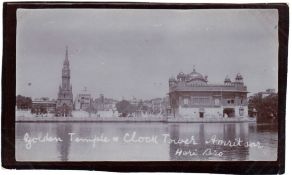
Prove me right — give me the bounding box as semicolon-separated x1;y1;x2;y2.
56;47;73;116
168;66;248;118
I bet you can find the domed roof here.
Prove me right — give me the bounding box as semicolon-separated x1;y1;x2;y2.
187;67;207;82
177;72;186;79
235;73;243;80
178;72;184;75
189;70;204;79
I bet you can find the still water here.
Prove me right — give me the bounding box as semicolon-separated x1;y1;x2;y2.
16;122;278;161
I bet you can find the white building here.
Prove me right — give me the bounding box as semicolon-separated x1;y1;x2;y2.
169;67;249;118
74;88;91;111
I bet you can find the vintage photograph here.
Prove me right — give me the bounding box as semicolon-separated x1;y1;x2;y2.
15;8;279;162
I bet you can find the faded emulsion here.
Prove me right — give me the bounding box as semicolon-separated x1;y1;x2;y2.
16;122;278;161
1;2;287;174
14;7;279;162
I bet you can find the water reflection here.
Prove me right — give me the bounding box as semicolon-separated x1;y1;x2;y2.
56;124;72;161
15;122;277;161
256;123;278;133
168;123;250;161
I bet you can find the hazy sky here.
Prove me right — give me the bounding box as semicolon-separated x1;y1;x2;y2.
16;9;278;100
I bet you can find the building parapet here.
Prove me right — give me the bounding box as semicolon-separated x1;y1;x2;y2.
170;85;247;93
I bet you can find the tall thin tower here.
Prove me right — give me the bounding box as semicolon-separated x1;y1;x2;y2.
56;46;73;117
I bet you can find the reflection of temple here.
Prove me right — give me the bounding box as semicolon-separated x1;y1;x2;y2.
56;47;73;117
222;123;249;160
168;66;248;118
168;124;209;161
168;123;249;161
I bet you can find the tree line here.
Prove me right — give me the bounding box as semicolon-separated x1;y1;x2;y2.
115;100;151;117
248;93;278;123
16;95;32;110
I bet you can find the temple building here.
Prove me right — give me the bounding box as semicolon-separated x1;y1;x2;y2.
56;47;73;117
168;66;248;118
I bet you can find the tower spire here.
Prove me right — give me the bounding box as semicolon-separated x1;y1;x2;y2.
57;46;73;117
64;46;69;66
66;46;68;59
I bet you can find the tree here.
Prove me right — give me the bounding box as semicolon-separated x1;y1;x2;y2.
115;100;137;117
248;93;278;123
16;95;32;110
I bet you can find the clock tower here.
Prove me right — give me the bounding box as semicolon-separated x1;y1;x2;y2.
56;47;73;117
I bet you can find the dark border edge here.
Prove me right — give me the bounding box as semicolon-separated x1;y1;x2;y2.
1;2;289;174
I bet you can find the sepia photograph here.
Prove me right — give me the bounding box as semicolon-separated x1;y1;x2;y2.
2;2;288;173
14;7;280;162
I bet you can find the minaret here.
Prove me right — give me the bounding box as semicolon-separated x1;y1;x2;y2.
56;47;73;117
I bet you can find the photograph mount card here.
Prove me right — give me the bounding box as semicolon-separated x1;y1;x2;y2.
1;2;288;174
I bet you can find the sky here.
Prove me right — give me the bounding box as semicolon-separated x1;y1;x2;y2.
16;9;279;100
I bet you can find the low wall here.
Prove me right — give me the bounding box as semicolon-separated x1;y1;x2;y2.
16;115;256;123
167;117;256;123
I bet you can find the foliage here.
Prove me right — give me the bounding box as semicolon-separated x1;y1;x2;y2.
31;106;47;114
248;93;278;122
115;100;137;117
16;95;32;110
